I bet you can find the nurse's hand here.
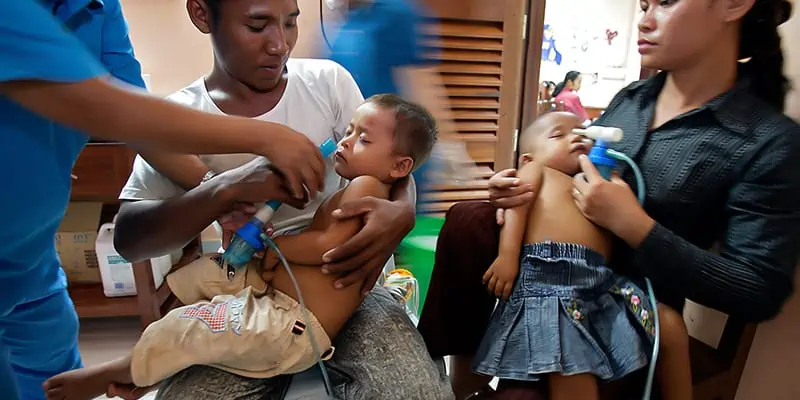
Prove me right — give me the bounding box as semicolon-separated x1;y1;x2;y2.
322;197;415;293
489;169;536;225
572;155;655;247
263;126;327;200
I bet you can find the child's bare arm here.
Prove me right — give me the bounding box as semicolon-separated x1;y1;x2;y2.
269;176;392;266
484;161;544;300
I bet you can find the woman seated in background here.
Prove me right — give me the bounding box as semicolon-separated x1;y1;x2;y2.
553;71;590;126
418;0;799;398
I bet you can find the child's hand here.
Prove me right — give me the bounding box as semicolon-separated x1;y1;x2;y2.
260;249;281;283
483;256;518;301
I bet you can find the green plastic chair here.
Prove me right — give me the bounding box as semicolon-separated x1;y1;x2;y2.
395;216;445;311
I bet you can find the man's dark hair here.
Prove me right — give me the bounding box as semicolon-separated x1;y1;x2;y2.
365;94;438;171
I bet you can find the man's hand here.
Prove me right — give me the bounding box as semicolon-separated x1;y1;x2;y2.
483;255;518;301
260;127;326;200
209;159;304;247
489;169;535;225
209;157;307;207
322;197;415;293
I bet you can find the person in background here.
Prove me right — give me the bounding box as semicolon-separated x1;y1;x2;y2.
539;81;556;101
553;71;590;125
0;2;326;400
418;0;799;398
324;0;474;204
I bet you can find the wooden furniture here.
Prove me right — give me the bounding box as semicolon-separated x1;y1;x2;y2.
68;142;178;328
691;318;757;400
418;0;531;217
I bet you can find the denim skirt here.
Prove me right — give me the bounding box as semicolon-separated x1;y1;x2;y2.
473;241;655;382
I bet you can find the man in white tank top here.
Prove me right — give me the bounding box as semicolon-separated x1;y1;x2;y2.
113;0;452;399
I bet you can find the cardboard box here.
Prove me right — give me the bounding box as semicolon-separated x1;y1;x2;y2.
56;202;103;283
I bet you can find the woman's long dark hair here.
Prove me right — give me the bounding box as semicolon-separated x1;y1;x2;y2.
739;0;793;111
552;71;581;98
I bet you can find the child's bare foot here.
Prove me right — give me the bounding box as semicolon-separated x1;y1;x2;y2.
43;356;134;400
106;382;159;400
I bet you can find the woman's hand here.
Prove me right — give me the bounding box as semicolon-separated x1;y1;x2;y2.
321;197;415;293
488;169;536;225
572;155;655;247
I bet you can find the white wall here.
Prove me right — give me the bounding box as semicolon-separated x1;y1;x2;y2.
539;0;641;108
735;14;800;400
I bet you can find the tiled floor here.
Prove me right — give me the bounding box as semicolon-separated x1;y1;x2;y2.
78;317;157;400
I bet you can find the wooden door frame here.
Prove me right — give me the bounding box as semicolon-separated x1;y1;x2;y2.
519;0;547;133
493;0;532;171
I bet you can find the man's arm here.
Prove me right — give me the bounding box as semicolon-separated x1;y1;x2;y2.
137;150;211;191
115;185;230;261
272;176;392;265
115;157;297;261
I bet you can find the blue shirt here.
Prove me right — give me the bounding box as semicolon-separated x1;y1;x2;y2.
0;0;145;310
329;0;432;98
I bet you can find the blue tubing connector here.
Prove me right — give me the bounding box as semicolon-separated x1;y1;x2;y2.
588;139;617;180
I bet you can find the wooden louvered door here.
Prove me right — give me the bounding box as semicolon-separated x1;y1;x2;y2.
418;0;529;217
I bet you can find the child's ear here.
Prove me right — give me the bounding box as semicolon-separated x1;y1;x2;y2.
390;156;414;179
518;153;534;166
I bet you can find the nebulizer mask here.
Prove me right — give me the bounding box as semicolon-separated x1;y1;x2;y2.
573;126;660;400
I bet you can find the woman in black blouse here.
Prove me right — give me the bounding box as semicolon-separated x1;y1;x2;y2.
417;0;799;398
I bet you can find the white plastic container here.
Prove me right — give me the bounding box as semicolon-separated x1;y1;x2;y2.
95;223;178;297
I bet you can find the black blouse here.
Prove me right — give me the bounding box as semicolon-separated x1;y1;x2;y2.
596;72;800;322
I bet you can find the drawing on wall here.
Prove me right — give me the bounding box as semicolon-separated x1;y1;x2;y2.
605;29;619;45
541;24;563;65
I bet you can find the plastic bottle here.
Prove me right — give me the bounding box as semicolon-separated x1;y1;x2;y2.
95;222;177;297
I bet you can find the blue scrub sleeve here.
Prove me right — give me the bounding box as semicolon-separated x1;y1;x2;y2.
0;1;107;83
384;2;433;68
101;0;146;88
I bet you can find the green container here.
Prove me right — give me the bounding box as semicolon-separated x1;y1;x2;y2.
396;216;445;311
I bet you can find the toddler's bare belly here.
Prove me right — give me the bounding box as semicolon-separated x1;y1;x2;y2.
271;264;363;339
525;173;612;259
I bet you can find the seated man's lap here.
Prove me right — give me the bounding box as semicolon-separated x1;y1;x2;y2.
156;287;453;400
327;287;452;399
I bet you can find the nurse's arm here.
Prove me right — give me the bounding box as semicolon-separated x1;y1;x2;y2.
0;78;292;156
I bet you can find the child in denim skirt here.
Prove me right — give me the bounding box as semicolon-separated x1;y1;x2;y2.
474;112;692;400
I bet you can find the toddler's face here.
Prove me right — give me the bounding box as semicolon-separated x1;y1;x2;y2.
528;114;591;176
334;102;412;182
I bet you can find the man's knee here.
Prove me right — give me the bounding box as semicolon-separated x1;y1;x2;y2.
329;288;454;399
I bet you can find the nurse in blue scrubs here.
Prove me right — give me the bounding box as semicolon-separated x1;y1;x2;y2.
325;0;452;205
0;2;326;398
